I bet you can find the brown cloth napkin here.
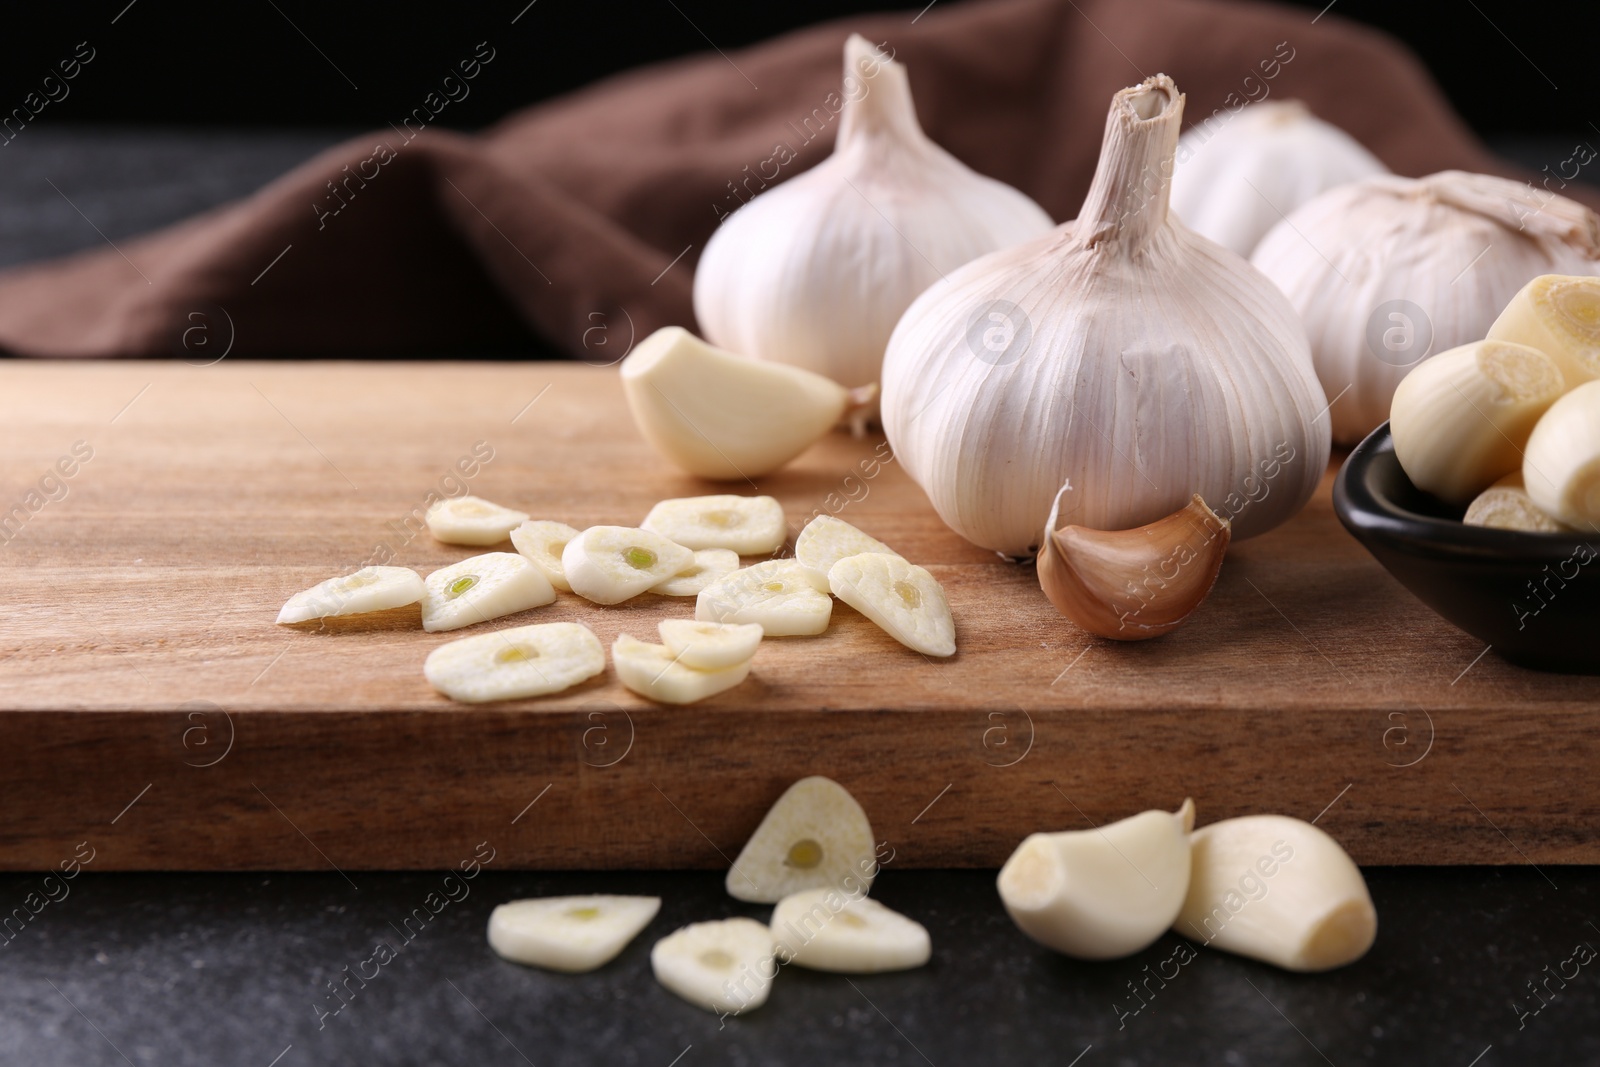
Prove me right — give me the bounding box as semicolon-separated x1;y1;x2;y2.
0;0;1584;359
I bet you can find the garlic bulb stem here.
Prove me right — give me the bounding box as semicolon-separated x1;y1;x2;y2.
1077;80;1175;248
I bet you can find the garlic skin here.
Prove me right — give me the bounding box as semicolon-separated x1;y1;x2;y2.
882;76;1329;556
1251;172;1600;446
693;34;1053;399
1522;380;1600;532
1170;100;1387;256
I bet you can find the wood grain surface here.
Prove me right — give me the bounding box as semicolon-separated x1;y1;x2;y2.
0;361;1595;871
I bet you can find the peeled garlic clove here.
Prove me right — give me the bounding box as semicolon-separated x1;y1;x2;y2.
771;888;930;974
998;799;1195;960
425;495;529;546
1038;492;1229;640
1522;379;1600;531
561;526;694;605
650;548;741;597
794;514;901;592
727;776;877;904
641;494;786;554
421;552;556;632
827;552;955;657
658;619;764;670
424;621;604;702
620;326;872;480
1390;340;1565;504
651;918;777;1015
509;520;580;592
1487;274;1600;387
612;634;752;706
1176;814;1376;972
488;894;661;973
276;566;424;624
696;559;832;636
1464;472;1573;533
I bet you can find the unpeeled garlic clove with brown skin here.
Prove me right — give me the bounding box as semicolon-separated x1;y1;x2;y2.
1038;490;1230;640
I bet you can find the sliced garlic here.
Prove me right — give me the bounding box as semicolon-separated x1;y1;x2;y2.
561;526;694;605
658;619;764;670
487;894;661;973
1176;814;1376;972
425;495;529;546
794;515;901;592
619;326;874;481
998;799;1195;960
1487;274;1600;387
696;559;832;636
651;917;777;1015
1390;340;1566;504
771;888;930;974
1522;379;1600;531
641;494;786;554
424;622;605;702
827;553;955;657
509;520;580;592
1464;472;1573;533
726;776;876;904
421;552;556;632
649;548;740;597
276;566;424;624
612;634;752;706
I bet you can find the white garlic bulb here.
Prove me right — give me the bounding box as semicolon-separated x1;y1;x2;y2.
1251;171;1600;445
1170;100;1386;256
693;34;1053;399
881;75;1330;556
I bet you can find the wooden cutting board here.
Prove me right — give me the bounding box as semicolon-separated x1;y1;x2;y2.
1;361;1595;872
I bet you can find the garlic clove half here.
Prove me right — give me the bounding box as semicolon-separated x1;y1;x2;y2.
425;495;529;546
421;553;556;632
1390;340;1566;504
641;494;786;554
1487;274;1600;387
1522;379;1600;532
827;552;955;657
998;799;1196;960
1175;814;1376;973
276;566;425;624
658;619;764;670
696;559;833;636
488;894;661;973
726;776;877;904
794;514;901;592
561;525;694;605
771;888;931;974
1464;472;1573;533
1037;491;1229;640
424;621;605;702
620;326;873;480
651;918;777;1015
611;634;753;706
649;547;741;597
509;520;580;592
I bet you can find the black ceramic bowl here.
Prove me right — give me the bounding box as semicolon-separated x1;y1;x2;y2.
1334;422;1600;674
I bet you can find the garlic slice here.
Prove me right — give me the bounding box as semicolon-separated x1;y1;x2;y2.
425;495;529;545
771;888;930;974
726;776;877;904
1390;340;1565;504
651;918;777;1015
998;799;1195;960
658;619;764;670
619;326;874;480
696;559;832;636
1176;814;1376;972
1038;492;1230;640
276;566;424;624
827;553;955;657
1487;274;1600;387
641;494;786;554
421;553;556;632
561;526;694;605
424;622;605;702
794;515;901;592
509;520;580;592
1464;472;1573;533
650;548;741;597
488;895;661;973
612;634;753;706
1522;379;1600;531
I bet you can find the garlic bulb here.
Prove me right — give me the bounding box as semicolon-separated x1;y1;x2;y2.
693;34;1053;400
1251;171;1600;445
1170;100;1386;256
882;75;1330;556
